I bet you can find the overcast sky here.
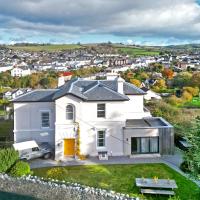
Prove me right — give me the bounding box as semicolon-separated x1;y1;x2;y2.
1;0;200;45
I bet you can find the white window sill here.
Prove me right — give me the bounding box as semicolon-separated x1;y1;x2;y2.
96;146;107;150
41;127;50;129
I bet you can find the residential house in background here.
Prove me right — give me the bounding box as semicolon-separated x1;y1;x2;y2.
11;67;31;77
4;88;32;100
13;75;174;160
141;87;162;101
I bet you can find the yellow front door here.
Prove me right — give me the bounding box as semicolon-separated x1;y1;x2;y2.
64;139;75;156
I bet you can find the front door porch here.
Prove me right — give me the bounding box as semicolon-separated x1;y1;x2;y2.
64;138;75;156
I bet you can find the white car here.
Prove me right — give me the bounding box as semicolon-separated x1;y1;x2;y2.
13;140;53;160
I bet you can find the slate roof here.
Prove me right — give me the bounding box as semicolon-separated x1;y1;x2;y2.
12;89;58;102
13;78;145;102
141;87;149;92
123;82;146;95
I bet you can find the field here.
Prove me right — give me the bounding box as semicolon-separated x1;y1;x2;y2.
7;44;83;52
117;47;160;56
33;163;199;200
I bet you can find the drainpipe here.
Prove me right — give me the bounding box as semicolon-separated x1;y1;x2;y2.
74;122;80;159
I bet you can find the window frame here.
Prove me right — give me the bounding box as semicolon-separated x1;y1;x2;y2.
41;111;50;128
131;136;159;154
66;104;75;121
97;103;106;118
97;130;106;148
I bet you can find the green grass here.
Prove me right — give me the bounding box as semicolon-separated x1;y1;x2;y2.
33;163;199;200
183;97;200;108
0;120;13;137
117;47;160;56
7;44;83;52
0;110;6;116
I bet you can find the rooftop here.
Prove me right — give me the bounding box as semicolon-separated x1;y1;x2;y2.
125;118;172;128
13;78;145;102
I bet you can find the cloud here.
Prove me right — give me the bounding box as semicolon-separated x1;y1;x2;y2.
127;39;133;45
0;0;200;44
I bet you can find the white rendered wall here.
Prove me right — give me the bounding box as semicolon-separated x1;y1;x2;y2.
14;102;55;146
54;94;149;159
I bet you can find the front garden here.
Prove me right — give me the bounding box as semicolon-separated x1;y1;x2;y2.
33;163;199;200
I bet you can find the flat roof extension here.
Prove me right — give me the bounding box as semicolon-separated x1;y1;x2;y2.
125;117;173;128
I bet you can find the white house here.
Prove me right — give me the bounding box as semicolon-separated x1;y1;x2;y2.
13;76;174;161
0;65;14;73
4;88;32;100
11;67;31;77
141;87;162;101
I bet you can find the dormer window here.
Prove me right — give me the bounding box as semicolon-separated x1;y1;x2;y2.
97;104;105;118
66;104;74;120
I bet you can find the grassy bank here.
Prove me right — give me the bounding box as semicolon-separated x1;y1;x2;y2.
117;47;160;56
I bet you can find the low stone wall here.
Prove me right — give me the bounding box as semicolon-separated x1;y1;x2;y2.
0;174;139;200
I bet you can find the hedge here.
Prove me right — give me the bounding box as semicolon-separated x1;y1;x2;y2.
0;148;19;173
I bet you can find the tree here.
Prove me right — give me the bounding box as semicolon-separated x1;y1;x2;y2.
191;72;200;88
47;77;57;88
153;79;167;90
162;68;174;79
30;74;40;88
130;79;141;87
140;72;149;81
183;87;199;97
173;72;192;88
184;117;200;179
39;77;49;88
150;63;164;73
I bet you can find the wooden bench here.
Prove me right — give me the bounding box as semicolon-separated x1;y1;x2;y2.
141;189;175;195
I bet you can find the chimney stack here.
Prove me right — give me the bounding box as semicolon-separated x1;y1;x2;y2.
58;76;65;87
116;77;125;94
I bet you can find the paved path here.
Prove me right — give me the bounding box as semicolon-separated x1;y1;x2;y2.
30;148;183;169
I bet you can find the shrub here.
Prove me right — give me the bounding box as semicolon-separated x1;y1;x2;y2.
46;167;68;180
182;91;193;102
167;95;183;106
183;87;199;97
9;161;31;177
168;196;181;200
130;79;141;87
180;161;190;173
0;148;19;173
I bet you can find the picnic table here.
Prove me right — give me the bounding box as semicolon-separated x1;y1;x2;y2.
135;178;178;195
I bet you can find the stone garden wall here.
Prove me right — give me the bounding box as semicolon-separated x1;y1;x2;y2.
0;174;139;200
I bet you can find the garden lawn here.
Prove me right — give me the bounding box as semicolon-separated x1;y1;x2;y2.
33;163;199;200
183;97;200;108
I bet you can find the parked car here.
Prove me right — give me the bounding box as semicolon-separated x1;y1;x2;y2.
13;140;53;160
175;137;191;151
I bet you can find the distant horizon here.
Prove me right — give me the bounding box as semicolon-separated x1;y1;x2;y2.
1;41;200;47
